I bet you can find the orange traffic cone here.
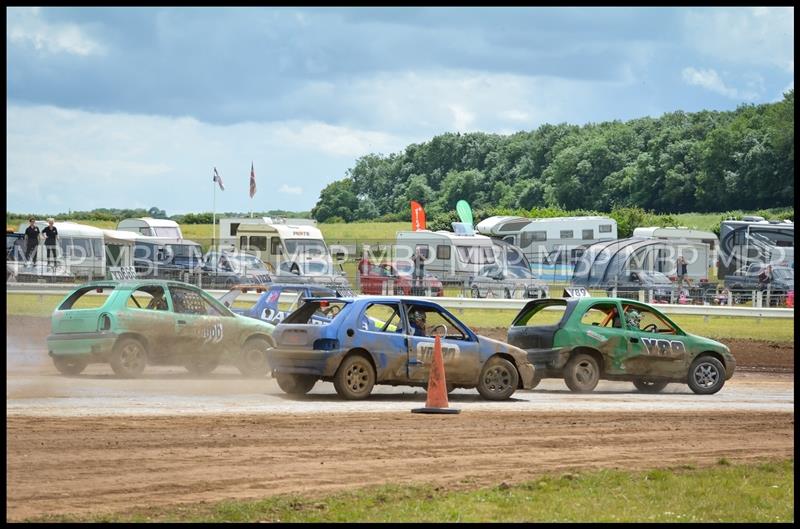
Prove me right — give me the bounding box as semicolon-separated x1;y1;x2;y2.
412;335;460;414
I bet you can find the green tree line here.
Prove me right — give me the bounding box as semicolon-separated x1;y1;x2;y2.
312;91;794;223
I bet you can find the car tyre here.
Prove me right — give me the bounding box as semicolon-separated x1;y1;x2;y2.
110;337;147;378
185;356;220;376
564;353;600;393
632;378;669;393
687;356;726;395
333;354;375;400
471;285;482;298
477;356;519;400
276;373;318;395
237;337;272;377
53;355;88;376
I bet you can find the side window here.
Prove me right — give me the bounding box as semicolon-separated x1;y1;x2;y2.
415;245;430;259
599;224;612;233
622;304;675;334
580;303;621;328
230;223;240;236
410;306;467;340
249;236;268;251
127;286;168;311
361;303;403;333
270;238;282;255
582;229;594;240
560;230;574;239
171;288;223;316
436;245;451;260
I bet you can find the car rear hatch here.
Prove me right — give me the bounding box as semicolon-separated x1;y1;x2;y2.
507;298;573;350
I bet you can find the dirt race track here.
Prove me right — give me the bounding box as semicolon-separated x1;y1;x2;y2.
5;315;796;521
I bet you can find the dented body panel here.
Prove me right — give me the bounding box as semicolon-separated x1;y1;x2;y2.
267;296;536;393
508;297;735;384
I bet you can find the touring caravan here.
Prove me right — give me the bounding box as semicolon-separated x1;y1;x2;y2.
234;218;330;268
395;229;497;284
116;218;183;239
7;221;136;282
477;215;617;264
633;227;719;275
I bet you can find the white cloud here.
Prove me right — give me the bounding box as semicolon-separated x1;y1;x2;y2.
279;184;303;195
681;67;760;100
683;8;794;74
7;7;105;56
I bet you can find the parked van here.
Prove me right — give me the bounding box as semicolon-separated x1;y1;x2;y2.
234;217;330;269
117;217;183;238
477;215;617;264
395;229;497;284
217;217;317;249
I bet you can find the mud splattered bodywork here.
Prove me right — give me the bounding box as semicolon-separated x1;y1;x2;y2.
507;297;735;393
267;296;535;399
47;280;275;377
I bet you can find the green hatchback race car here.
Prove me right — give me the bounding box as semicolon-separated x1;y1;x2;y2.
47;280;276;377
507;297;735;394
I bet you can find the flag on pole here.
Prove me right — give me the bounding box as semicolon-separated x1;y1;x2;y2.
249;161;257;198
213;167;225;191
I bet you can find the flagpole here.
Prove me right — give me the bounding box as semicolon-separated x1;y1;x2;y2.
212;169;217;250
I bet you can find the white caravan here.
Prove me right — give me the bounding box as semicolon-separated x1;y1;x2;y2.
633;227;719;274
395;229;497;284
8;221;135;281
116;218;183;238
477;215;617;263
233;217;333;270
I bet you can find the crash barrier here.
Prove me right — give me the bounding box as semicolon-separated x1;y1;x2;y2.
6;284;794;318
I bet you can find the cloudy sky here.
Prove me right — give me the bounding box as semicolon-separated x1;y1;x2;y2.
6;7;794;215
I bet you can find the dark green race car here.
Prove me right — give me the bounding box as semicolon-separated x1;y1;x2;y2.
507;297;735;394
47;280;275;377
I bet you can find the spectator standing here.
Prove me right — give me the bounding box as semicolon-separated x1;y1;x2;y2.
23;218;40;266
676;255;689;290
42;218;59;270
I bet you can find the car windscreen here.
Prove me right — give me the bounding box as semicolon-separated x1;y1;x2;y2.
302;261;331;275
639;271;671;283
283;299;349;324
284;239;328;258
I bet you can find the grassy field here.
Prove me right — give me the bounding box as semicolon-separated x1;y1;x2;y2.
29;458;794;522
8;293;793;342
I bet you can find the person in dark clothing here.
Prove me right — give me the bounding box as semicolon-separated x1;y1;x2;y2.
23;218;40;265
42;218;58;269
409;309;427;337
412;247;426;296
757;265;773;291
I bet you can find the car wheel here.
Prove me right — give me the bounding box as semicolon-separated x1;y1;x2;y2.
503;288;512;299
53;356;88;376
477;356;519;400
564;353;600;393
185;356;219;376
276;373;318;395
237;337;271;377
110;337;147;378
333;354;375;400
471;285;481;298
687;356;726;395
632;378;669;393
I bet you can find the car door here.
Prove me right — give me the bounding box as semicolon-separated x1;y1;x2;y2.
403;302;481;385
168;285;227;361
350;301;408;381
122;284;177;363
620;302;688;379
574;300;630;375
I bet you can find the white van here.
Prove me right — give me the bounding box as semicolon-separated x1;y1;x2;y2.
116;217;183;239
217;217;318;249
395;229;497;284
234;218;331;268
477;215;617;263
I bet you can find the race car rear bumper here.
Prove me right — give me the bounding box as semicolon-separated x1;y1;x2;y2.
267;347;344;377
46;332;119;360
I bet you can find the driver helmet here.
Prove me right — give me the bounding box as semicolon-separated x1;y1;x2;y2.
626;309;642;329
410;309;426;324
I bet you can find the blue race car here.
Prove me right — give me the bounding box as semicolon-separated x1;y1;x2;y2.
266;296;537;401
217;283;344;325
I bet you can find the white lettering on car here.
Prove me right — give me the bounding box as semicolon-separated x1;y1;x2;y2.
201;322;224;344
641;338;685;358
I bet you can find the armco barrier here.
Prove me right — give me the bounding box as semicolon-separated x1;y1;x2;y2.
6;283;794;319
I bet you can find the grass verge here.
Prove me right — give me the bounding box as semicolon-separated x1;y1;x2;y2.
27;458;794;522
6;294;794;342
